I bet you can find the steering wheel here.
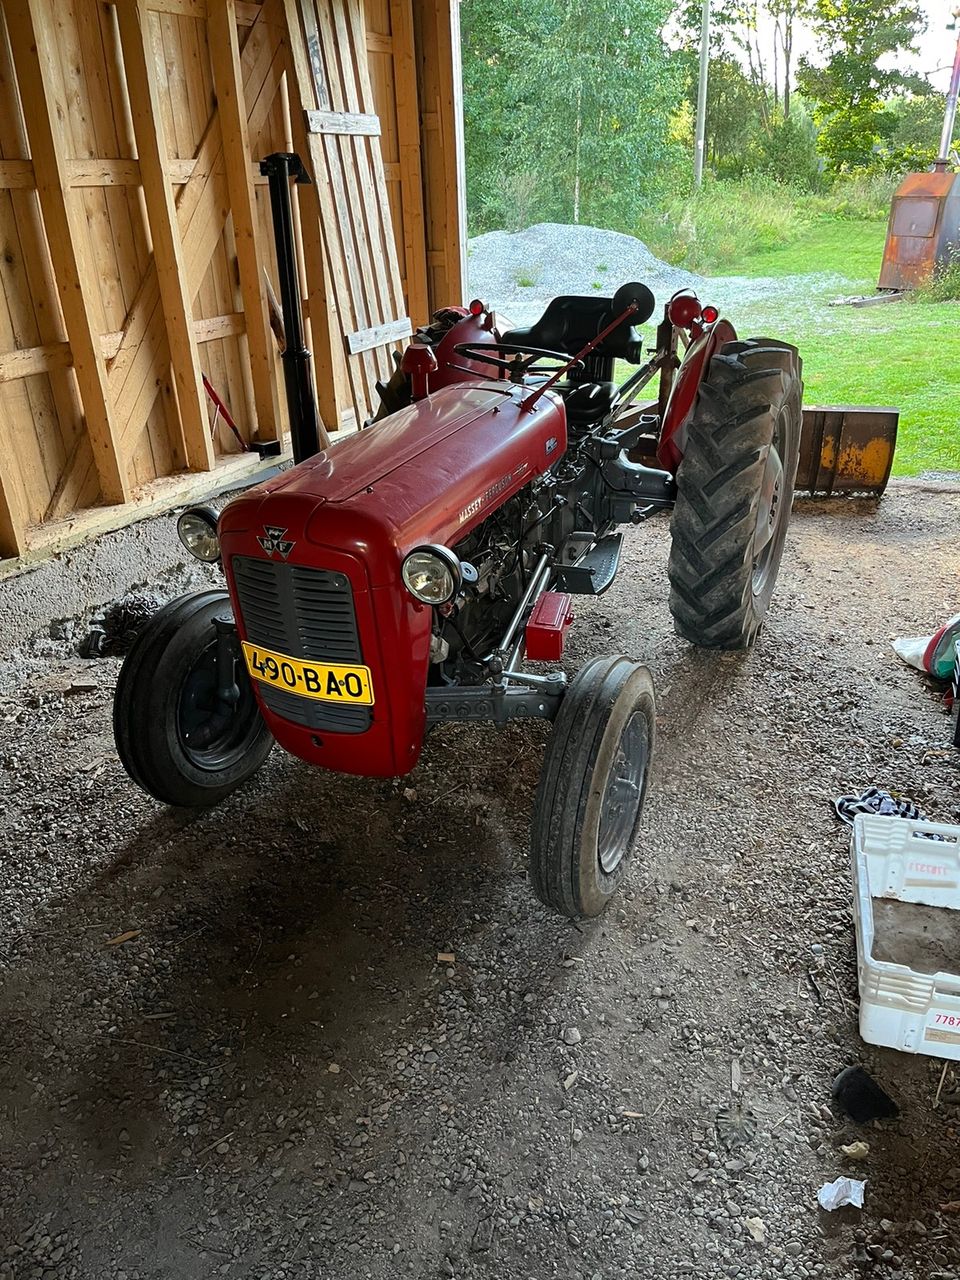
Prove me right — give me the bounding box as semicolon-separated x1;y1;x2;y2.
453;342;584;384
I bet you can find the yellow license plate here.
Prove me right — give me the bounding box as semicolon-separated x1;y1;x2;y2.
241;642;374;706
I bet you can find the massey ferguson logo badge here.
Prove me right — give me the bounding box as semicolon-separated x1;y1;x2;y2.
258;525;295;559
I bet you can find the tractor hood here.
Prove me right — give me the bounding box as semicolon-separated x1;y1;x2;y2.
219;381;567;585
255;384;516;504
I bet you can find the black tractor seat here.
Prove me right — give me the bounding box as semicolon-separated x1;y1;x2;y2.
552;379;618;428
500;284;653;385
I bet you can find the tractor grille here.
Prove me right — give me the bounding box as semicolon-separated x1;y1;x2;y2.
231;556;370;734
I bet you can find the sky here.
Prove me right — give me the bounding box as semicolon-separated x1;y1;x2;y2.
766;0;959;93
699;0;960;95
903;1;958;91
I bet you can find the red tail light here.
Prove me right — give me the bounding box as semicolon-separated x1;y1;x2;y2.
701;305;719;324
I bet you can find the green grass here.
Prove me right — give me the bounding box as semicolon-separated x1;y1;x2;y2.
710;218;960;476
722;216;887;280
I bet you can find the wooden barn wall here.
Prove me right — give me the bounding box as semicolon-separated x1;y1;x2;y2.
0;0;467;569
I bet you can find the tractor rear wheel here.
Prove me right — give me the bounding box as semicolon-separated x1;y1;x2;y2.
114;590;272;807
667;338;802;649
529;656;656;918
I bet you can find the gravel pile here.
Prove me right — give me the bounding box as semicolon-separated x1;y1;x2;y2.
1;489;960;1279
468;223;703;326
466;222;858;332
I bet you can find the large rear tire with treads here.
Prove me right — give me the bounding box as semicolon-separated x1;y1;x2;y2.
529;656;656;918
667;337;802;649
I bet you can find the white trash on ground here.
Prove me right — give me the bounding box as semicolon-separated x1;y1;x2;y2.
818;1177;866;1211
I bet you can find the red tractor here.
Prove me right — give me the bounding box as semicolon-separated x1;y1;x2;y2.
114;155;802;919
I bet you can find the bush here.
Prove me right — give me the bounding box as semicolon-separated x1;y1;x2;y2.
813;172;896;221
914;248;960;303
637;176;812;273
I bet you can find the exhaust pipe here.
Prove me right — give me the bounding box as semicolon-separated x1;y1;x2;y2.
259;152;323;464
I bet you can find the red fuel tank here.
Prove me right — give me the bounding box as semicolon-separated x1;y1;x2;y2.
219;382;567;778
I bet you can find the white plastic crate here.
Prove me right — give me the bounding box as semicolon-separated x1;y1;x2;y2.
852;813;960;1060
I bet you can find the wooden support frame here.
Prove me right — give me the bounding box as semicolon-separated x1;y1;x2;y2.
0;0;470;569
207;0;281;444
115;0;216;473
387;0;429;326
6;0;130;505
281;0;411;428
413;0;468;311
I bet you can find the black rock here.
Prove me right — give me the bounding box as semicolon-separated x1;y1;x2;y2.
831;1065;899;1123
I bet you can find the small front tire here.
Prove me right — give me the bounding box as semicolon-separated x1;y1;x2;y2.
529;656;656;918
113;590;272;807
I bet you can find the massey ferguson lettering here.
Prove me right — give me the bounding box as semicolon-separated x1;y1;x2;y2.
458;471;514;525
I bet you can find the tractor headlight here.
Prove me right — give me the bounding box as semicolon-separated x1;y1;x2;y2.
401;545;461;605
177;506;221;563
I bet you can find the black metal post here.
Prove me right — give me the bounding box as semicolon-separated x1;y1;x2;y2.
259;152;322;464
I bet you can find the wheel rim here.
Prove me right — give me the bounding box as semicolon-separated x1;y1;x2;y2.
177;641;262;771
598;710;650;875
752;405;789;596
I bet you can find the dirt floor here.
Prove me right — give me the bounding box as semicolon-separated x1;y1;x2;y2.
1;488;960;1280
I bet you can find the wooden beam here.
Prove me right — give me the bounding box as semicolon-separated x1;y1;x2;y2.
6;0;130;504
305;109;381;136
0;159;34;190
345;316;411;355
283;58;346;436
414;0;467;310
65;158;142;187
115;0;215;473
194;313;246;342
388;0;429;326
0;450;288;580
0;462;25;558
207;0;281;443
0;343;72;383
106;0;284;453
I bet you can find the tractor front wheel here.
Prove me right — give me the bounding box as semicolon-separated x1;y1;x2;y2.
529;656;656;918
114;590;272;807
667;338;802;649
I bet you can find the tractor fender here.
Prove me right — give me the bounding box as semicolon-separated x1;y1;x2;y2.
656;318;737;473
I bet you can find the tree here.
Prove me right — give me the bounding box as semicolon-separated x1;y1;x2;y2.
460;0;682;234
796;0;926;172
883;89;953;173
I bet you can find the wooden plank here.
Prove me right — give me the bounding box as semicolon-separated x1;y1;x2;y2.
207;0;280;443
6;0;130;504
345;316;411;354
0;343;72;383
65;158;142;187
386;0;428;325
283;0;372;421
0;6;87;526
0;449;288;578
98;313;244;357
305;109;381;136
124;0;269;22
282;47;345;435
414;0;467;310
0;160;34;190
194;312;245;341
0;471;24;558
115;0;215;473
169;158;201;182
106;0;283;460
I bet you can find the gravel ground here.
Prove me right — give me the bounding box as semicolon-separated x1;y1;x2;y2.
467;222;851;327
2;489;960;1280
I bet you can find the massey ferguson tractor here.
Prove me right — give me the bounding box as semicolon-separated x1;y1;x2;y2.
114;154;802;919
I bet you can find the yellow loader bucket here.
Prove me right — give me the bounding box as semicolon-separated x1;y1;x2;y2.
798;405;898;497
